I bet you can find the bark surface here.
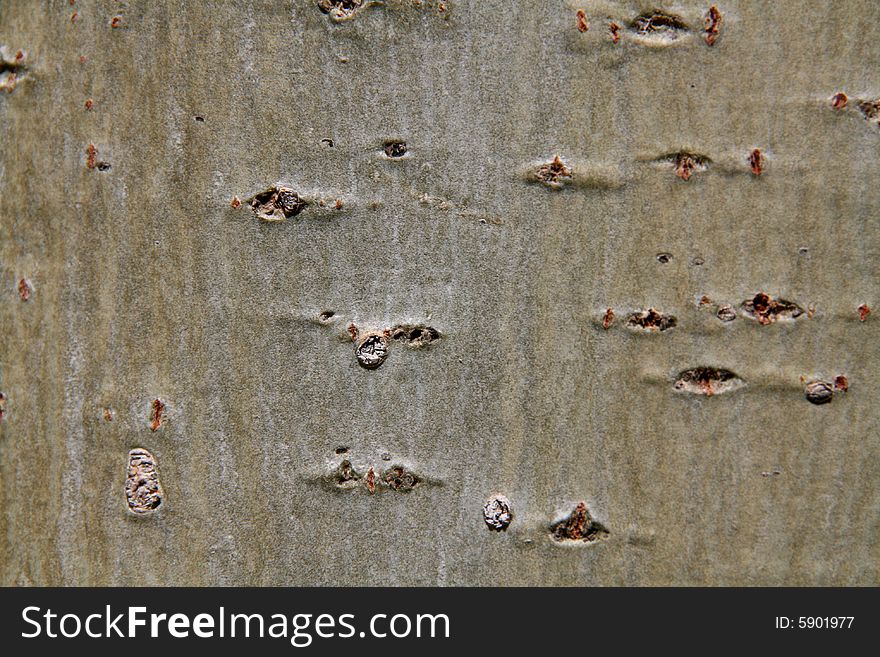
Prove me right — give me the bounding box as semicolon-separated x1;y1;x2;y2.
1;1;878;585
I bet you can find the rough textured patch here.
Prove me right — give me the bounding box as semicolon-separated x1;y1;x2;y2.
125;449;164;515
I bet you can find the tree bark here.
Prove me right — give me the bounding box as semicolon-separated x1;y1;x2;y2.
1;0;878;585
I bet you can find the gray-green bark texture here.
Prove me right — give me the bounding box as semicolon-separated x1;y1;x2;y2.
1;0;878;586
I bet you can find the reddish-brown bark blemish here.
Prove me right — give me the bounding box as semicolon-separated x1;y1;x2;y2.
347;323;358;341
103;408;114;422
576;10;589;33
704;5;722;45
230;196;242;209
534;155;572;187
383;466;419;491
674;153;700;181
149;398;165;432
86;143;98;169
366;467;376;494
674;367;743;397
110;16;122;28
562;502;589;539
602;308;614;330
831;92;848;110
748;149;764;176
0;392;7;421
550;502;609;543
627;308;677;332
609;22;621;43
18;278;32;301
858;304;870;322
741;292;803;325
833;375;849;393
84;98;93;110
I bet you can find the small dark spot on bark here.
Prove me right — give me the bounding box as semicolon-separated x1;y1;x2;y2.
321;138;334;148
627;308;677;332
656;252;672;264
356;333;389;369
391;324;440;347
576;10;589;33
704;5;722;45
383;141;407;158
741;292;803;325
319;310;336;322
250;186;307;222
126;448;164;514
193;115;205;122
831;92;848;110
691;256;704;266
798;247;809;255
335;446;348;455
383;465;419;491
96;161;111;171
317;1;364;20
149;398;165;432
804;381;833;405
484;495;512;531
0;392;7;421
550;502;609;543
